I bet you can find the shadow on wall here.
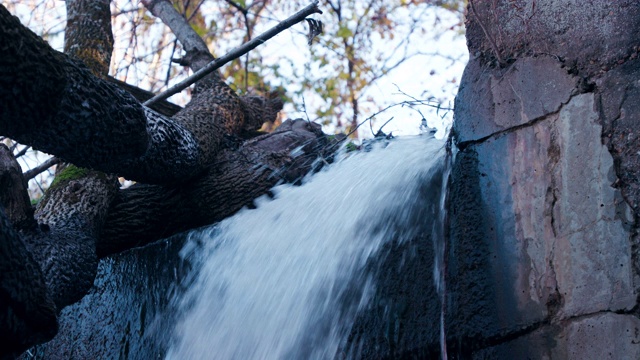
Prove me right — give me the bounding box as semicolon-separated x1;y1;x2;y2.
446;148;512;357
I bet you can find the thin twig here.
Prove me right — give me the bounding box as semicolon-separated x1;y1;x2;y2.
165;39;179;86
335;98;449;143
23;157;61;181
377;117;395;135
144;1;322;107
14;145;29;158
223;0;248;15
369;115;375;136
301;96;311;123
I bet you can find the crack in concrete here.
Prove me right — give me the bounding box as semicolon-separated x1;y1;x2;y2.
456;114;548;152
471;309;636;355
455;91;582;152
596;85;640;303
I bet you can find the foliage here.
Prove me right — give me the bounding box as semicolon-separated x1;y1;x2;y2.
2;0;467;200
196;0;468;137
107;0;467;136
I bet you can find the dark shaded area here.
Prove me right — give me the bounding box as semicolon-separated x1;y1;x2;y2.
0;209;57;360
444;148;501;357
345;233;441;359
466;0;640;77
23;233;192;360
105;76;183;117
597;59;640;214
344;160;445;359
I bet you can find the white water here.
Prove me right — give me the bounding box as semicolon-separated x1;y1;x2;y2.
166;136;446;360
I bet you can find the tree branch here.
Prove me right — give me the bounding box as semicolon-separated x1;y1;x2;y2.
105;76;182;117
141;0;219;77
0;145;36;230
0;5;227;185
98;119;329;257
23;157;61;181
144;1;322;106
223;0;248;15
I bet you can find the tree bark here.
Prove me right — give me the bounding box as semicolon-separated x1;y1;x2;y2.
99;119;330;257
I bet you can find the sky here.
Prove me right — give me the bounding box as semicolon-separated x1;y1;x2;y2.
2;0;468;195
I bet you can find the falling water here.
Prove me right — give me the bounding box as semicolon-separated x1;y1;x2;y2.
432;141;452;360
166;135;447;359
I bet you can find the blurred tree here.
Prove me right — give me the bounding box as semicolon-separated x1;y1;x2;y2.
193;0;467;136
0;0;466;199
290;0;466;136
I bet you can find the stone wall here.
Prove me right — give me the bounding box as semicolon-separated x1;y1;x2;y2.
448;0;640;357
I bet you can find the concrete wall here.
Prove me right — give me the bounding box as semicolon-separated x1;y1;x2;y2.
448;1;640;357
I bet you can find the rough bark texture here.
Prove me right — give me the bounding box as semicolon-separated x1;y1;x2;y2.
448;0;640;357
0;6;150;177
0;212;57;360
64;0;113;77
0;4;230;185
98;119;329;257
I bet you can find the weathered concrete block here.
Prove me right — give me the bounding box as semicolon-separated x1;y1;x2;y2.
552;94;635;317
454;56;576;143
448;94;635;347
450;0;640;356
465;0;640;77
473;313;640;359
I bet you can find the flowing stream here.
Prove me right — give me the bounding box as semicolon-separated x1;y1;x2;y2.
166;135;448;359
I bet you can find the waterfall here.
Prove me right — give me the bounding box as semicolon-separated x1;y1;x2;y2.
433;141;453;360
166;136;447;360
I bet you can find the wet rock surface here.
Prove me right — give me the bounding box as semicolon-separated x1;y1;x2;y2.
23;234;190;360
345;162;446;359
454;56;578;143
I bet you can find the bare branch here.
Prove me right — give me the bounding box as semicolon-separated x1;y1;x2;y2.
144;1;322;107
14;145;29;158
23;157;61;181
223;0;248;15
141;0;212;58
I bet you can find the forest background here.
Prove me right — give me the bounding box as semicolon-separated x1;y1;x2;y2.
1;0;467;198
